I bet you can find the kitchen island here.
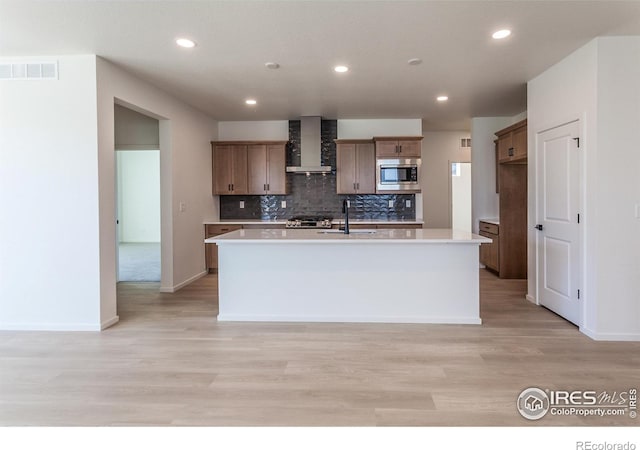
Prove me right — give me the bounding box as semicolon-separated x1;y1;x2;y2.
207;228;491;324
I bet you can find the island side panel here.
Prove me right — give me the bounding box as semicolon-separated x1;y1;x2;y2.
216;242;481;324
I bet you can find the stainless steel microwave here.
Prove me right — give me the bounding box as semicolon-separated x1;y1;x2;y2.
376;158;421;192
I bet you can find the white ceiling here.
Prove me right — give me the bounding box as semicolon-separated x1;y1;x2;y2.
2;1;640;130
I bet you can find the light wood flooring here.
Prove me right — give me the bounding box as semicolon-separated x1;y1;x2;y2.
1;270;639;426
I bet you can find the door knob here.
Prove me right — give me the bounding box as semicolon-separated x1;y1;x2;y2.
535;224;544;231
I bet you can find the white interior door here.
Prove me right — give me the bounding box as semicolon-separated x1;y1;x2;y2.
536;121;581;325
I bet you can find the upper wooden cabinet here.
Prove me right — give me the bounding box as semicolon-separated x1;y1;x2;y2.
335;140;376;194
212;143;248;195
373;136;423;158
212;141;287;196
247;142;288;195
496;119;527;163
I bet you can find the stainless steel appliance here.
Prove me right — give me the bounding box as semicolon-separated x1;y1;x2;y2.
285;216;333;229
376;158;421;192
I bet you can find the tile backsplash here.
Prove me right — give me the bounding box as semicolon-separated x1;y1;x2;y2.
219;120;416;221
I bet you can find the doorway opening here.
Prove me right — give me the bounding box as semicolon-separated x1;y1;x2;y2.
114;103;161;283
451;162;472;232
116;150;161;281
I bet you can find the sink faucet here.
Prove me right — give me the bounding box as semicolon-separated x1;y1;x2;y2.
342;199;350;234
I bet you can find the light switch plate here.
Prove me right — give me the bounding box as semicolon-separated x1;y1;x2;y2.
388;200;394;208
239;201;245;209
347;200;351;208
281;200;287;208
179;201;186;212
406;200;411;207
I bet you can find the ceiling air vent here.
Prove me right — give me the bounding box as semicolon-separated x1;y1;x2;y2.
0;61;58;80
460;138;471;148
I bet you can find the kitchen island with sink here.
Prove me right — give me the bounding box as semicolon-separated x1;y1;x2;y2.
207;228;491;324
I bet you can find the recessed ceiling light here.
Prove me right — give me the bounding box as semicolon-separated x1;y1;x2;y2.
265;62;280;69
437;96;449;102
492;29;511;40
408;58;422;66
245;99;257;105
334;65;349;73
176;38;196;48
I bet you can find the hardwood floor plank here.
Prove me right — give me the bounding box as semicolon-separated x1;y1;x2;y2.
0;269;638;426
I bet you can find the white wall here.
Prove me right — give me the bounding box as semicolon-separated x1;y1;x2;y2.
218;120;288;141
528;37;640;340
114;104;160;149
470;117;512;233
117;150;161;243
421;131;471;228
337;119;422;139
594;37;640;339
97;57;219;321
452;163;472;232
0;55;102;330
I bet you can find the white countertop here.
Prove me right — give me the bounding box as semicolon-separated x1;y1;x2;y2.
207;228;490;245
479;218;500;225
204;219;424;225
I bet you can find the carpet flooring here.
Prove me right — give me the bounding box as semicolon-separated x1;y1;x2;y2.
118;242;161;282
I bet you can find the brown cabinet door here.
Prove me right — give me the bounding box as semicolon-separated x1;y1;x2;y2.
266;144;287;194
497;134;512;163
247;144;267;194
204;224;242;271
230;146;248;195
375;141;399;158
397;140;421;157
479;230;499;272
205;244;218;270
212;145;233;194
512;125;527;161
355;142;376;194
336;143;357;194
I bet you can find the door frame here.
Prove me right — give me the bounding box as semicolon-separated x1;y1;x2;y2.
449;161;472;232
533;117;585;326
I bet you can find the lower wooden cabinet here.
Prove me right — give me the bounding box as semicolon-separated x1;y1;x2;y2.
205;223;286;271
479;221;499;272
205;224;242;272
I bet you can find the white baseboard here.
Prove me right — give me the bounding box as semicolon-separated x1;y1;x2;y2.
525;294;536;304
218;314;482;325
159;270;208;293
580;327;640;342
0;322;103;331
101;316;119;330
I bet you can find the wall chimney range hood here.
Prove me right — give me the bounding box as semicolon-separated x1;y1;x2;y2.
286;116;332;173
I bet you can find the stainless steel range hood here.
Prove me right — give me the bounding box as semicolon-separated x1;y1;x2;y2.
286;116;332;173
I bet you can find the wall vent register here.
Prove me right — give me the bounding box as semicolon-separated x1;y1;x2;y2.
0;61;58;80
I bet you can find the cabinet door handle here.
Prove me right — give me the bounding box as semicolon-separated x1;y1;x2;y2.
267;183;270;191
395;145;400;153
508;147;515;157
264;183;267;191
356;182;360;190
231;183;234;191
398;145;402;153
228;184;231;191
353;182;356;190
